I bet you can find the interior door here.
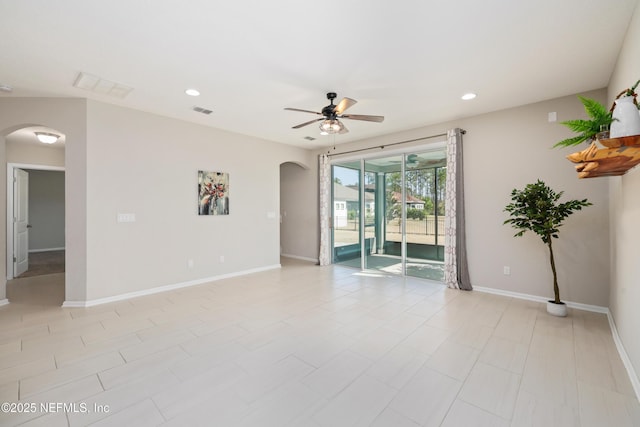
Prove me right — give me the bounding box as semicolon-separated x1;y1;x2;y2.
14;168;29;277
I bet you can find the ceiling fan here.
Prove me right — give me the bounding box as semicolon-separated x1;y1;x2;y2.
284;92;384;135
389;155;445;168
389;154;420;166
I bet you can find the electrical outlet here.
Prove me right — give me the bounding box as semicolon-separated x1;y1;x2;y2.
187;259;194;269
503;266;511;275
219;255;225;263
548;112;557;122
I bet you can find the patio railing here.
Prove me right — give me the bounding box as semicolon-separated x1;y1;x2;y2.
335;217;444;235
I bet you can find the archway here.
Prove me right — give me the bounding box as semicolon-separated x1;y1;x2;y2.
4;125;66;305
279;160;317;263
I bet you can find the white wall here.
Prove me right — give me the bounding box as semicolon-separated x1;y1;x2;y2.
84;100;312;301
6;141;64;166
306;89;611;307
460;91;610;307
26;169;65;251
0;97;312;304
607;0;640;388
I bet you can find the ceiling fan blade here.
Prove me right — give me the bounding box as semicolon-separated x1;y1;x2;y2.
338;123;349;134
284;107;323;115
341;114;385;123
292;118;324;129
333;97;357;115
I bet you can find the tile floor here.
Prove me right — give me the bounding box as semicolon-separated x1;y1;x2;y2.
0;258;638;426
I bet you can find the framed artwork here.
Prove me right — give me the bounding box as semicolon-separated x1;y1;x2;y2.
198;171;229;215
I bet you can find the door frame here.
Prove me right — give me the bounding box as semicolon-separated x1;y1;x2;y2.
6;163;65;280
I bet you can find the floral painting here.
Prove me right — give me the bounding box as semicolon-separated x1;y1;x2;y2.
198;171;229;215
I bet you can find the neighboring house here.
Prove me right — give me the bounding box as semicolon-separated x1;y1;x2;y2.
391;191;425;210
333;183;374;227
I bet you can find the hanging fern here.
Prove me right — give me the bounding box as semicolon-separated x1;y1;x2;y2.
554;96;614;148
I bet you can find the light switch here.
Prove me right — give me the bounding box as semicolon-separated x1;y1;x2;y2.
117;213;136;223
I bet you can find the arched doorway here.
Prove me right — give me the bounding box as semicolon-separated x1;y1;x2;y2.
4;125;66;305
279;160;317;263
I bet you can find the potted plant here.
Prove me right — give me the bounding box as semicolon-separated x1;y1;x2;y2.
554;96;614;148
609;79;640;138
503;180;592;316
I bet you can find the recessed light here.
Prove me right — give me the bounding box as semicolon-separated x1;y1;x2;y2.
185;89;200;97
461;93;477;101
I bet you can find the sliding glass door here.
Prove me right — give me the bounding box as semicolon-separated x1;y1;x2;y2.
331;148;446;281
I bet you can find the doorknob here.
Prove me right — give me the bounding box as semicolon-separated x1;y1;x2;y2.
26;224;32;228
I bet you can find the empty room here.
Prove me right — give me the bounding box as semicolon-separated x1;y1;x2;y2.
0;1;639;426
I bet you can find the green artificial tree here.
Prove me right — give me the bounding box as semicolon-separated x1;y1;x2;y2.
503;180;592;304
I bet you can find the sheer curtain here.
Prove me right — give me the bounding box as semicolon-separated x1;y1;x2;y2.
444;128;472;290
318;154;331;266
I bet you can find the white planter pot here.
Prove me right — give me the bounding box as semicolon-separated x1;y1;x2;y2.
610;96;640;138
547;301;567;317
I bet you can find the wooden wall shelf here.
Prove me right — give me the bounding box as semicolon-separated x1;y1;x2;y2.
567;135;640;178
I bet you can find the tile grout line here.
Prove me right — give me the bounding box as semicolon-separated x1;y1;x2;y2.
503;296;536;424
572;312;584;424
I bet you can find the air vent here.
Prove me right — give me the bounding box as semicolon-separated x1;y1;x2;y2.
193;106;213;115
73;72;133;99
304;136;316;141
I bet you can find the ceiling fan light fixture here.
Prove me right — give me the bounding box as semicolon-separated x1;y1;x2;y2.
35;132;59;144
286;93;381;135
319;119;343;134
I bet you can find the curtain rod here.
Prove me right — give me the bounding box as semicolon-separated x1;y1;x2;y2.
325;129;466;158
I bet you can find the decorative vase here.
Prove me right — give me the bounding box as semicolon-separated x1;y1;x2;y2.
610;96;640;138
546;300;567;317
217;198;224;215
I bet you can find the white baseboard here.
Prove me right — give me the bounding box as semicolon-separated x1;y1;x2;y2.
0;299;8;307
474;286;549;304
62;264;281;308
473;286;608;313
281;253;319;263
29;247;65;253
607;311;640;402
474;285;638;402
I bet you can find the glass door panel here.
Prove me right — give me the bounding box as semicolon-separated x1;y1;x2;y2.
363;157;403;274
332;163;361;268
404;151;446;281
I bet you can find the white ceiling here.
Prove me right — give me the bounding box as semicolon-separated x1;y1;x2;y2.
0;0;636;149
